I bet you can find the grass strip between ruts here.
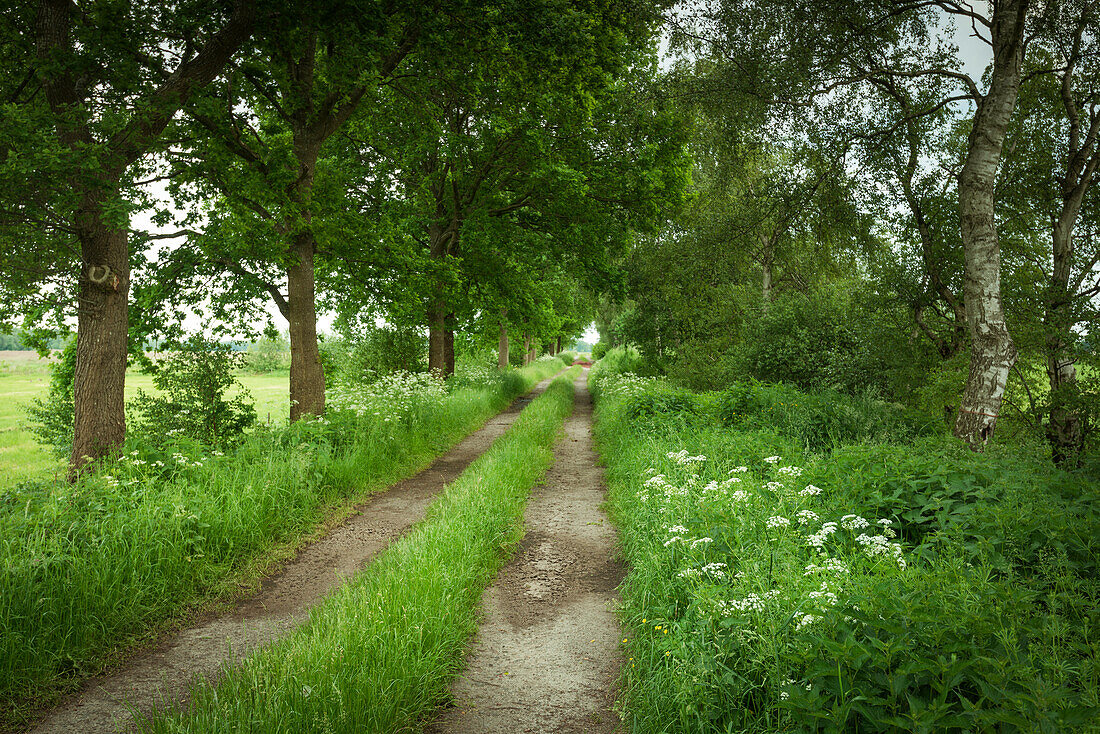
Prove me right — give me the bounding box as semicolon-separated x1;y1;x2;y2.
139;368;579;733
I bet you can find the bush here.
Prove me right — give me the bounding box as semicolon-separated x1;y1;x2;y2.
557;350;577;366
244;335;290;373
130;337;256;448
716;380;941;453
24;341;76;458
591;341;610;360
735;288;891;396
321;328;425;382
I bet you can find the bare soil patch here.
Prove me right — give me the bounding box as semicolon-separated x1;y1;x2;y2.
24;375;559;734
426;371;626;734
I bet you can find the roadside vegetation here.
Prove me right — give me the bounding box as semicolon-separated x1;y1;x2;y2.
592;347;1100;732
139;369;578;733
0;351;565;723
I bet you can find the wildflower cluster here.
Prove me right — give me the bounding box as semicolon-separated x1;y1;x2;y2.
590;371;659;401
632;451;908;649
328;371;446;421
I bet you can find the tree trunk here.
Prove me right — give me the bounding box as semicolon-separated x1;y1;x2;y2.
444;314;456;378
287;232;325;420
761;232;774;311
425;222;454;378
953;0;1028;450
427;305;446;377
556;336;563;354
498;319;509;369
1043;18;1100;466
522;334;532;366
69;206;129;479
284;131;327;421
1045;213;1083;464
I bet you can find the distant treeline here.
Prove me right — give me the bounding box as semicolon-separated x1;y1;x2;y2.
0;332;67;350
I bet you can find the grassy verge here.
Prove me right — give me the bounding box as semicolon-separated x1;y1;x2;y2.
590;350;1100;733
139;368;578;733
0;359;564;726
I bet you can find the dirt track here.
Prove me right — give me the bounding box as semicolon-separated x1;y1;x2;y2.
426;371;626;734
25;376;558;734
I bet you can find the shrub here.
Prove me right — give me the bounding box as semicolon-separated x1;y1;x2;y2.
321;328;425;381
557;350;577;366
130;336;256;448
716;380;941;453
735;288;891;396
244;335;290;373
24;341;76;458
591;341;610;360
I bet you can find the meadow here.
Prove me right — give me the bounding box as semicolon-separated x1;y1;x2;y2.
0;353;290;489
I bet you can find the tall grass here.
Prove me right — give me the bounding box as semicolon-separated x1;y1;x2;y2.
140;369;578;733
0;359;564;724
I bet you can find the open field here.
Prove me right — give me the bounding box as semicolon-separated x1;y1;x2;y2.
0;353;290;488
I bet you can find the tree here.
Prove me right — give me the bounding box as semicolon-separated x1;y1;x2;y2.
0;0;257;477
998;5;1100;463
152;1;423;419
336;0;687;377
667;0;1057;450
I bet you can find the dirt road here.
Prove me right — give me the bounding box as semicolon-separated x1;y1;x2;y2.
26;376;560;734
426;371;626;734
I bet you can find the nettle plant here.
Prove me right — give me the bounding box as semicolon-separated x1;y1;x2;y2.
130;337;256;449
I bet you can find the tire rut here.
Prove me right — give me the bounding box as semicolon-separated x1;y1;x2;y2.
425;370;626;734
24;374;562;734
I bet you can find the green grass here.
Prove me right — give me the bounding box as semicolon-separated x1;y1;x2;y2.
0;367;291;489
589;356;1100;733
0;359;565;726
139;367;579;733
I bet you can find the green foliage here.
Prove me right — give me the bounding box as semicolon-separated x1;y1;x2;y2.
244;335;290;374
321;328;425;383
557;350;577;365
716;380;941;453
592;357;1100;733
24;341;76;458
735;288;893;396
130;337;256;448
591;341;610;360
